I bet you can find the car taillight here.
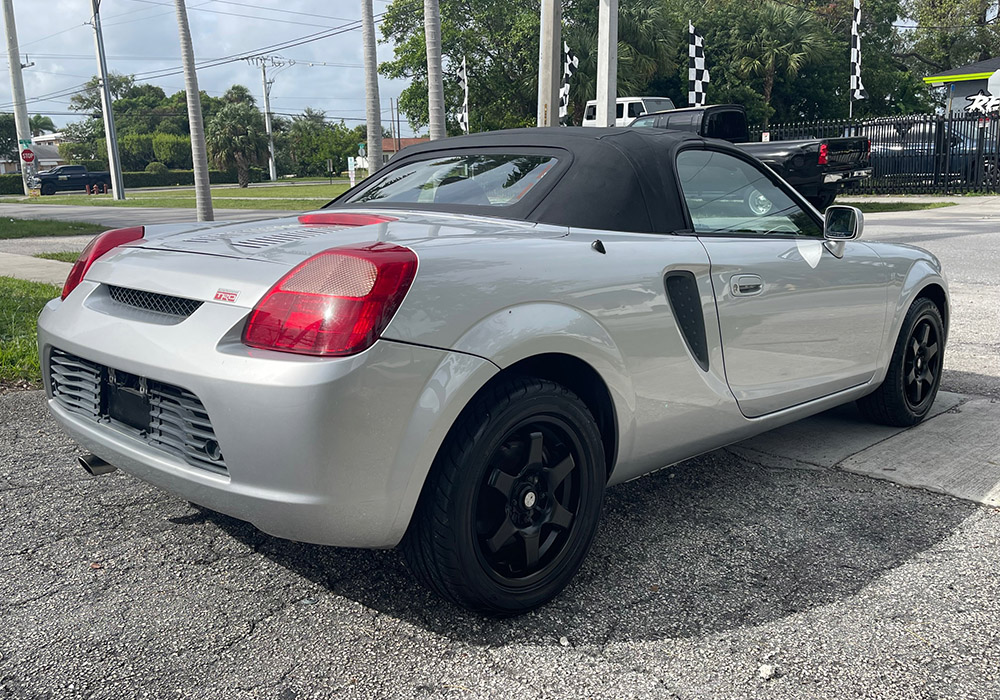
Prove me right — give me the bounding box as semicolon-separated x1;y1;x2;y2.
818;143;828;165
61;226;145;300
298;212;397;226
242;242;418;357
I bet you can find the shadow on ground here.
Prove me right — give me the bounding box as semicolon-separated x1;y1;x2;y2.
209;444;975;648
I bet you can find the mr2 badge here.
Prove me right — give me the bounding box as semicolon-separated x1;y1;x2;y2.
214;289;240;303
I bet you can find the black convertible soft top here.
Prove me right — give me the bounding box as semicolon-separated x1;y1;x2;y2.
333;127;716;234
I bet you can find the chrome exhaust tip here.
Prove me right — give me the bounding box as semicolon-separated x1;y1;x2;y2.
78;454;117;476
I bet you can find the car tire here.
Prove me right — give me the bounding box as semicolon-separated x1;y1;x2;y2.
403;376;606;615
857;297;944;427
745;187;773;216
40;183;55;196
807;191;836;211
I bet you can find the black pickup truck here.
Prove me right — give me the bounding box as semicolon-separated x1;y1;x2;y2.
32;165;113;196
629;105;871;209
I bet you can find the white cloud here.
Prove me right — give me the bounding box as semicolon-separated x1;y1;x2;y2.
1;0;414;134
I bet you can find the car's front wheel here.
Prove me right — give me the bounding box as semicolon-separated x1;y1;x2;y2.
857;297;944;426
40;182;55;196
403;376;606;615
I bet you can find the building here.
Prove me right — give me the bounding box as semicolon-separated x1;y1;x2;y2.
381;137;429;164
0;143;65;174
32;132;68;148
924;57;1000;115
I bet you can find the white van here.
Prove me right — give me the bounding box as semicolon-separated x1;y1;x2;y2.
581;96;676;127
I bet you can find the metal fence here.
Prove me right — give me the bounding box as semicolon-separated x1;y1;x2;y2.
751;113;1000;194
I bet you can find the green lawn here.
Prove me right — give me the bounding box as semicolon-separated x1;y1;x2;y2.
0;277;60;388
0;183;349;211
34;251;79;263
0;218;107;239
845;201;958;214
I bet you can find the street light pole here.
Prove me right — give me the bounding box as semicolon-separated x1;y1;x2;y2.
260;62;277;182
595;0;618;128
536;0;561;127
2;0;34;195
89;0;125;200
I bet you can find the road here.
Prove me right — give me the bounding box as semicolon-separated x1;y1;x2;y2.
1;198;999;699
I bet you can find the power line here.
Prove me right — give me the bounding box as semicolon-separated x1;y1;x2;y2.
124;0;351;29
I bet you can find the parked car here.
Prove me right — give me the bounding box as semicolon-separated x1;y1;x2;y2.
32;164;112;196
39;127;948;615
858;120;997;186
630;104;872;210
582;96;676;127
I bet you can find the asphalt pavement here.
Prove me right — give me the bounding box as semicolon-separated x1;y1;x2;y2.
1;197;999;699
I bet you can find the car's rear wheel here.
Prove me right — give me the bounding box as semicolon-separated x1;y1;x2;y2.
857;297;944;427
403;376;605;615
807;191;836;211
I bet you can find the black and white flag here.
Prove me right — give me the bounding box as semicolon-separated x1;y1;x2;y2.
457;56;469;133
559;42;579;121
850;0;868;100
688;22;709;107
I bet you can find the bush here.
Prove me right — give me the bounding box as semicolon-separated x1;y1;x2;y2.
144;161;168;174
152;133;193;170
121;168;266;189
119;134;155;172
0;174;23;194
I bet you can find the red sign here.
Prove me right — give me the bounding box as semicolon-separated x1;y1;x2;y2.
214;289;239;303
20;149;34;163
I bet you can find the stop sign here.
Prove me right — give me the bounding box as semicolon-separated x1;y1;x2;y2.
20;149;34;163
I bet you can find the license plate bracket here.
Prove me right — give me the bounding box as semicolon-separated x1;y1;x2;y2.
105;369;150;433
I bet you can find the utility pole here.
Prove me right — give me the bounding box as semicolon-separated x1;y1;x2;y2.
89;0;125;200
595;0;618;128
361;0;383;170
536;0;561;128
244;55;291;183
424;0;445;140
174;0;212;221
3;0;34;195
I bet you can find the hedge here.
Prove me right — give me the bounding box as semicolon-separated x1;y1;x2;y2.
0;168;267;195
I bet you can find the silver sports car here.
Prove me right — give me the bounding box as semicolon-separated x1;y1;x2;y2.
38;127;947;614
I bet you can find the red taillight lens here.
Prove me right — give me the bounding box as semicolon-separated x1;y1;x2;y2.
61;226;145;300
818;143;829;165
242;242;418;356
297;212;397;227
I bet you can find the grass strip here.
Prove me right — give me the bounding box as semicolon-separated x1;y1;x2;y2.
0;276;60;388
0;218;106;240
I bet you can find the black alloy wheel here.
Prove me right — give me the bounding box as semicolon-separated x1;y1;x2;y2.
858;297;945;427
403;377;605;615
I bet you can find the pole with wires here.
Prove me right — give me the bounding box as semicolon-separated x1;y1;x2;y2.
173;0;213;221
245;56;290;183
2;0;33;195
89;0;126;200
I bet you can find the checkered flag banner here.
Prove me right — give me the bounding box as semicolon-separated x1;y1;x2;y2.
457;56;470;133
688;22;709;107
559;41;579;121
850;0;868;100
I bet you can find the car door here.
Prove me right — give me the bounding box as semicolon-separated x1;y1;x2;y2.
675;147;888;418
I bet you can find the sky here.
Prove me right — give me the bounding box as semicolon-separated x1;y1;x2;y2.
0;0;415;136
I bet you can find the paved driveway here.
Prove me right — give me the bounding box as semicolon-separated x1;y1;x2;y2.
2;199;999;699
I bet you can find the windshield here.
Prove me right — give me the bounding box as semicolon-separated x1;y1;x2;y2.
641;98;675;113
344;154;558;208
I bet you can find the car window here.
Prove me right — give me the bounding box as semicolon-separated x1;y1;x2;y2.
641;98;675;113
344;154;558;207
627;102;644;118
676;149;821;238
616;104;624;119
584;105;596;120
631;115;656;128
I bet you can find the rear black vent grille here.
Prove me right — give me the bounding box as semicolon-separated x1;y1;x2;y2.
665;271;710;372
48;349;227;476
107;285;202;319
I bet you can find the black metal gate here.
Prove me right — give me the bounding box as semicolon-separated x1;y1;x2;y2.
751;114;1000;194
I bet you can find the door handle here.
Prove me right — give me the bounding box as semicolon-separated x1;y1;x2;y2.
730;274;764;297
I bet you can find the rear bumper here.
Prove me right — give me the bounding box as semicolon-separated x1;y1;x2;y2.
824;167;873;185
38;285;497;547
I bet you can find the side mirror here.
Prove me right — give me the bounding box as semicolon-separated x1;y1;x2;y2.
824;205;864;241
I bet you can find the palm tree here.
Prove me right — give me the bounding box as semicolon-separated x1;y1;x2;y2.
29;114;57;137
361;0;383;172
173;0;213;222
205;102;268;187
737;2;826;126
424;0;446;140
222;84;256;106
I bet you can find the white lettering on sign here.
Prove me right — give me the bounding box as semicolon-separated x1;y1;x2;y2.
965;89;1000;114
214;289;239;303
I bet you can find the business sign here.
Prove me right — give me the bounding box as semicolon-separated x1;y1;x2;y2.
964;69;1000;114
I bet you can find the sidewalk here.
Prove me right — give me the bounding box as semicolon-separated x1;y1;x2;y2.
0;251;71;285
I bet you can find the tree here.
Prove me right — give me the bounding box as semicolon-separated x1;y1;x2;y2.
424;0;446;139
902;0;1000;71
29;115;57;136
0;113;16;161
222;84;256;106
69;72;135;117
362;0;384;171
205;102;267;187
736;2;827;125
